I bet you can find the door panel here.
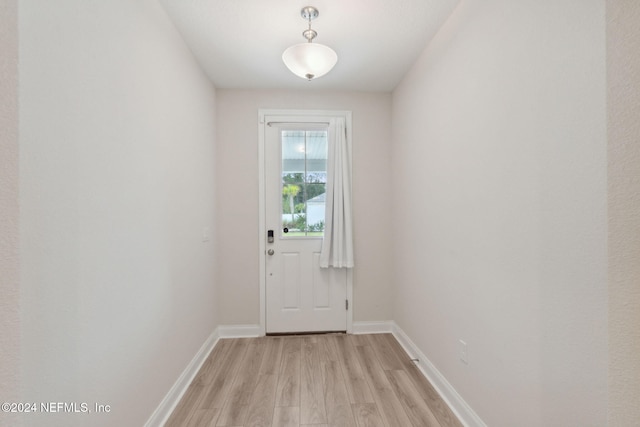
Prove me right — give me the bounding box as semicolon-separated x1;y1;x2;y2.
265;119;347;333
282;252;301;309
312;253;330;308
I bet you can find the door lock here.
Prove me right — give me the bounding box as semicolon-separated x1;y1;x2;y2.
267;229;274;243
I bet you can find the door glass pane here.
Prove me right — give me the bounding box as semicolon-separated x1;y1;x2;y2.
281;130;327;237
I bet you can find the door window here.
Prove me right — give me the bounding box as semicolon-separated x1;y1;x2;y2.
281;130;327;238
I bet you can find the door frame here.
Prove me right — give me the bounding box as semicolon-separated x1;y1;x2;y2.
258;108;353;336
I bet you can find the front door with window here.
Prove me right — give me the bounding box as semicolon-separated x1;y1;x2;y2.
263;116;347;333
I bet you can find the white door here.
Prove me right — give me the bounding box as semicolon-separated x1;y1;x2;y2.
264;117;347;333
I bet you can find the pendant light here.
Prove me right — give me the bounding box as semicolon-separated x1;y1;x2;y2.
282;6;338;81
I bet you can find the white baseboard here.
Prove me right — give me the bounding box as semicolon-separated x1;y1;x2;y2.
391;323;486;427
218;324;262;338
144;328;220;427
352;320;395;334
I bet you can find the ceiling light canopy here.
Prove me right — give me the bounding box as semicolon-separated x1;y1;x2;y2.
282;6;338;81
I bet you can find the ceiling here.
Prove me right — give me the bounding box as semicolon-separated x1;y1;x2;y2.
160;0;459;92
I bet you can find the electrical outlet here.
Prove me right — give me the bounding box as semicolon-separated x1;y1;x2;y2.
459;339;469;365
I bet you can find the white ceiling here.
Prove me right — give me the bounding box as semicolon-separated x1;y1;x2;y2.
160;0;459;92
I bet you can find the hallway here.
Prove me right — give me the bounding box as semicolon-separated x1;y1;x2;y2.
4;0;639;426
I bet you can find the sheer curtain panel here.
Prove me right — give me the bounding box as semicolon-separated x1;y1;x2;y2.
319;117;354;268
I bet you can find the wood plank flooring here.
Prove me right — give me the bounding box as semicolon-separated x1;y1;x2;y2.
164;333;462;427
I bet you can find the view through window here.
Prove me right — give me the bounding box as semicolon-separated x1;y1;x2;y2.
281;129;327;237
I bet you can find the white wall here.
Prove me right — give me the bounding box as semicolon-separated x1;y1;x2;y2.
391;1;607;425
18;1;218;426
607;0;640;424
0;1;20;426
216;89;393;325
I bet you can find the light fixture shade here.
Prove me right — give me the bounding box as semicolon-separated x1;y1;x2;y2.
282;43;338;80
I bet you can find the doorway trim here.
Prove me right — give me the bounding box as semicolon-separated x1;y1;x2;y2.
258;109;353;336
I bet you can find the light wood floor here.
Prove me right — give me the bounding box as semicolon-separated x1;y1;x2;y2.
164;333;463;427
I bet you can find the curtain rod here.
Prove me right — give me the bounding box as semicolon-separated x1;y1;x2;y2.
266;121;330;127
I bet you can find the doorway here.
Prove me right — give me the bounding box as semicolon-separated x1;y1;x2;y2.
258;110;353;334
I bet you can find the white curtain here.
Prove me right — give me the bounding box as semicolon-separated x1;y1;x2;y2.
320;117;354;268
